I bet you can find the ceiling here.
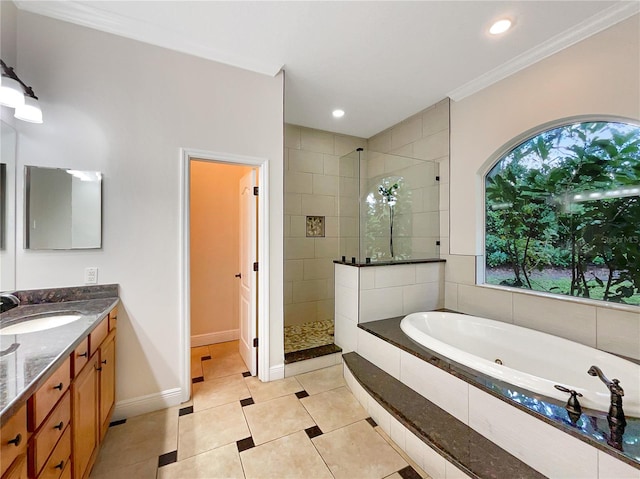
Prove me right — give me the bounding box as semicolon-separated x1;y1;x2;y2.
15;1;640;138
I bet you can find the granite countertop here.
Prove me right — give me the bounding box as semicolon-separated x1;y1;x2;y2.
359;317;640;469
333;258;445;267
0;285;119;425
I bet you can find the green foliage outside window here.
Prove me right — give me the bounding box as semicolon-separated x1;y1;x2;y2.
485;121;640;305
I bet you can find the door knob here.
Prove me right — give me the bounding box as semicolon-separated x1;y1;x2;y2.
235;273;242;278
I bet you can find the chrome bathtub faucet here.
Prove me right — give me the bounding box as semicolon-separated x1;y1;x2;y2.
0;293;20;313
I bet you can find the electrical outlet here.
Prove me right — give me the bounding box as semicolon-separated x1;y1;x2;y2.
84;267;98;284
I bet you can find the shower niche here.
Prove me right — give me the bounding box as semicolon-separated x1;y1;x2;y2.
339;149;440;263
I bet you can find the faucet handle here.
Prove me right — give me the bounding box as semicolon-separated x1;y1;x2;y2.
554;384;583;397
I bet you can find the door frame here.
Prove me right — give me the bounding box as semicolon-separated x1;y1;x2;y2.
179;148;270;403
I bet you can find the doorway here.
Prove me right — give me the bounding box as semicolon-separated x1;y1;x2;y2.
180;149;270;403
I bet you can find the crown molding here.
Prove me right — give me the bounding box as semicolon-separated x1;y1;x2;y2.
448;1;640;102
14;0;284;77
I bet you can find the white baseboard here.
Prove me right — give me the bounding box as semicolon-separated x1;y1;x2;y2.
112;388;184;421
191;329;239;348
268;363;285;381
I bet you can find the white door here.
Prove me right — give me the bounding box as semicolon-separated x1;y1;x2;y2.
239;169;258;376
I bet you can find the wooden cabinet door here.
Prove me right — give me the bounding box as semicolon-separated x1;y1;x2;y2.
72;355;98;479
0;453;27;479
99;334;116;441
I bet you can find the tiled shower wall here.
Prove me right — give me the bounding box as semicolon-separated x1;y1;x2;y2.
367;99;450;259
284;125;366;326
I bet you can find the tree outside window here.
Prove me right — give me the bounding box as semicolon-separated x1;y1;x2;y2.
485;121;640;305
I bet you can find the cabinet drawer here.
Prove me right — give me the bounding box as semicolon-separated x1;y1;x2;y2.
57;460;71;479
32;391;71;476
29;358;71;431
72;337;89;377
89;318;108;356
0;453;27;479
108;307;118;331
1;404;27;477
37;426;70;479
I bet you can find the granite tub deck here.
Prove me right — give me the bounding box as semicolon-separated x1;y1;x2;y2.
343;352;546;479
358;317;640;469
0;284;119;424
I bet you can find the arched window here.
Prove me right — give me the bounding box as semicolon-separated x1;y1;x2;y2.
484;120;640;305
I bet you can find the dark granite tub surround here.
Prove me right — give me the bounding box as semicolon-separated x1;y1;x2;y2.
334;258;445;267
0;286;119;425
343;352;547;479
359;317;640;468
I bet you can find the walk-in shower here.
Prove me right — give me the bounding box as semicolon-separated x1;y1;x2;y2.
339;148;440;263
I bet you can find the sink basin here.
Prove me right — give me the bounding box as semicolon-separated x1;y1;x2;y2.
0;313;83;335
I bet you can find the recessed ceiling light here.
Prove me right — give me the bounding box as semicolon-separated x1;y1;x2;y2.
332;109;345;118
489;18;512;35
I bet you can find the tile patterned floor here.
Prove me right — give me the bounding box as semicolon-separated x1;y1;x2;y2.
284;319;335;354
90;340;431;479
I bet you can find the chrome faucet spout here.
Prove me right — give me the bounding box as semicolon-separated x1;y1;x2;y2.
0;293;20;313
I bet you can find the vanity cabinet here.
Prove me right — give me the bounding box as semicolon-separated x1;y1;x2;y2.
1;405;28;478
1;305;117;479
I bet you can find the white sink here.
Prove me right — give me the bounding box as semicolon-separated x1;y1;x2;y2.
0;313;83;335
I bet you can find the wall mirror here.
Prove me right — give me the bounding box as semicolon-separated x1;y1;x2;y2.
25;166;102;249
1;121;16;290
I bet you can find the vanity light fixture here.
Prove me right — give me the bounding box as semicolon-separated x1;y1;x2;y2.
0;59;43;123
332;109;345;118
489;18;512;35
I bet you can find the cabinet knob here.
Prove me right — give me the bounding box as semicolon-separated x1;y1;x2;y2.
54;461;64;470
102;359;107;365
7;433;21;447
53;382;63;391
78;352;88;358
54;421;64;430
96;366;103;371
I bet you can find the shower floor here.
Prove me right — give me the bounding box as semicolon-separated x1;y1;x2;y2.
284;319;335;354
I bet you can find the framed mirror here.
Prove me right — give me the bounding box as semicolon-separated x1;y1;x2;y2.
25;166;102;249
1;121;16;290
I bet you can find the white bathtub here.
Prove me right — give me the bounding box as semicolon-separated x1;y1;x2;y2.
400;311;640;417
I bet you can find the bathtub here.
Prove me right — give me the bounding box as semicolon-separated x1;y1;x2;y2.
400;311;640;417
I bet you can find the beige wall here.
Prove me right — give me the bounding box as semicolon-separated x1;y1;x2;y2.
13;11;283;410
190;161;251;344
446;15;640;359
284;125;365;326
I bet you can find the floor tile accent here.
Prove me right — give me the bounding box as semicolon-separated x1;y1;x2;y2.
236;436;255;453
312;420;407;479
192;373;251;412
295;390;309;399
201;355;211;361
178;406;193;416
305;425;323;439
295;363;345;395
157;450;177;467
203;351;248;380
244;376;303;403
89;457;158;479
92;408;178;476
242;371;251;377
157;443;244;479
301;387;369;433
177;401;250;460
109;419;126;427
367;417;378;427
192;376;204;384
243;394;315;445
240;398;255;407
397;465;422;479
240;430;333;479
